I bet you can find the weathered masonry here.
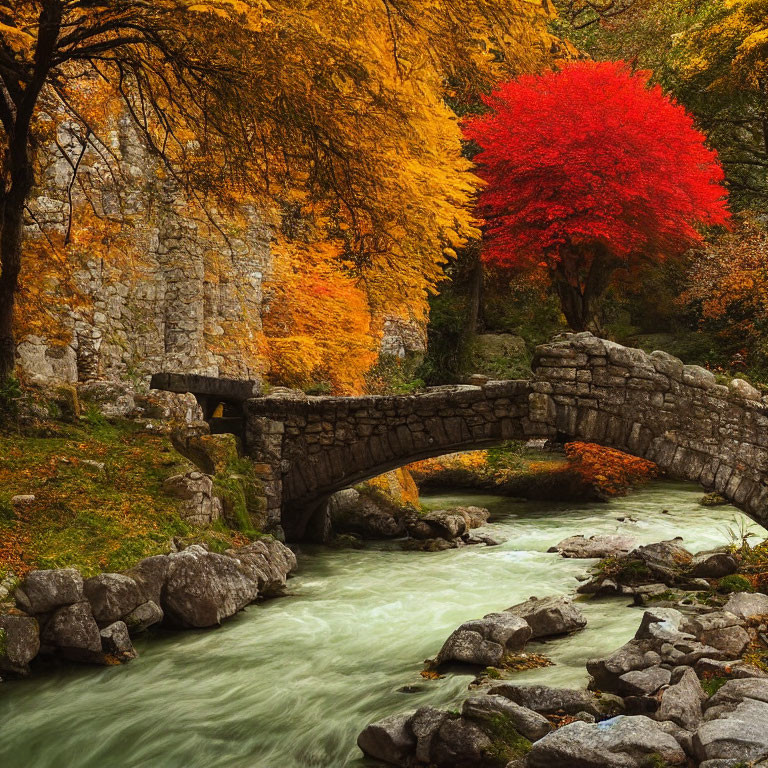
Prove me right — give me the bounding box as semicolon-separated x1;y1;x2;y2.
154;333;768;540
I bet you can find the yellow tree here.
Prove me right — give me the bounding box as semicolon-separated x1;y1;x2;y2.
0;0;561;380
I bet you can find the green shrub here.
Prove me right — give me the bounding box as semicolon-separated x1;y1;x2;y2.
717;574;753;594
700;676;728;697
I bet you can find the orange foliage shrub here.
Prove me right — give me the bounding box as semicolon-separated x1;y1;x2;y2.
564;442;659;496
259;237;380;394
365;468;420;508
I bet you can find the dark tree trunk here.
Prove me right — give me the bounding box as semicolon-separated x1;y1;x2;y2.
551;244;619;332
0;159;33;381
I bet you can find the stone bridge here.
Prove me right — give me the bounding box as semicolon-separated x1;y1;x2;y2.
154;334;768;540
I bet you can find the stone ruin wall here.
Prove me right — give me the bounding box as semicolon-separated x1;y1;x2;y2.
18;112;273;386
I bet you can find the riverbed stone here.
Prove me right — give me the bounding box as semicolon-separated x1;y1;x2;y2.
15;568;83;614
122;600;163;633
704;678;768;714
695;657;768;680
83;573;143;625
655;668;706;730
526;715;687;768
487;683;616;717
723;591;768;620
437;613;531;667
162;545;260;628
410;707;450;764
430;716;495;768
124;555;171;606
462;694;552;741
505;595;587;639
617;666;671;697
41;601;103;662
99;621;137;661
0;613;40;676
357;712;416;766
685;612;750;657
551;534;638;559
694;697;768;764
631;539;693;581
226;537;297;596
690;552;739;579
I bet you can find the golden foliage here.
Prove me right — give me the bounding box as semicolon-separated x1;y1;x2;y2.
564;442;659;496
259;237;380;394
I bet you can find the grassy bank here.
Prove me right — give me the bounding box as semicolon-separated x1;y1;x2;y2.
0;417;248;579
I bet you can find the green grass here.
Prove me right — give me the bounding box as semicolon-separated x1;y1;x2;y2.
0;417;250;577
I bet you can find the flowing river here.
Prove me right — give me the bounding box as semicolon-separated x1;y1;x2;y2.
0;481;763;768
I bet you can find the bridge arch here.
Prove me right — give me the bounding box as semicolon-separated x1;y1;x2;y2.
242;333;768;540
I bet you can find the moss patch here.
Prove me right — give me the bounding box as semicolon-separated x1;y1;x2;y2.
480;714;532;766
0;417;251;577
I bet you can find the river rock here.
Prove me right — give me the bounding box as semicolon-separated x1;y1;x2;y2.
357;712;415;766
162;545;260;628
587;639;663;696
695;657;768;680
0;613;40;675
683;611;749;657
124;555;171;606
436;613;531;667
330;491;405;539
100;621;137;661
41;601;103;662
410;707;450;763
123;600;163;633
83;573;142;625
430;717;495;768
527;715;687;768
505;595;586;639
694;697;768;764
704;678;768;715
655;668;706;730
723;591;768;619
487;683;616;717
690;551;739;579
226;538;297;596
617;666;671;697
15;568;83;614
462;694;552;741
551;534;638;559
631;539;693;581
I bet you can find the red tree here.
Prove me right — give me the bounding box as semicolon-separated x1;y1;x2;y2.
465;61;731;330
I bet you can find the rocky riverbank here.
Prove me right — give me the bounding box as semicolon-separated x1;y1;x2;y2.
358;533;768;768
0;537;295;681
328;485;499;551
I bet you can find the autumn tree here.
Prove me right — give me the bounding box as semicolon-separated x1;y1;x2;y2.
464;61;731;331
0;0;564;383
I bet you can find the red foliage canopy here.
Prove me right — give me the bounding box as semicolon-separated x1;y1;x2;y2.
464;61;731;328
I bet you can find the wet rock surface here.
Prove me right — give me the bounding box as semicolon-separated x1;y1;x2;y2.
3;536;296;677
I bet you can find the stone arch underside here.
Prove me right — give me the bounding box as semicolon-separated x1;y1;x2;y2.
244;334;768;540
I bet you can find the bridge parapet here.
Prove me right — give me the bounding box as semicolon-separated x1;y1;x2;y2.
528;333;768;524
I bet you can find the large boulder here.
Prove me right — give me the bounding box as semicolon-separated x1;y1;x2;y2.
124;555;171;606
330;491;405;539
14;568;83;614
0;612;40;675
704;678;768;716
436;613;531;667
694;698;768;765
429;717;495;768
410;707;451;764
226;538;297;597
690;551;739;579
357;712;415;766
41;601;103;663
683;611;749;657
487;683;614;718
631;539;693;582
462;695;551;741
162;545;260;628
587;640;663;696
551;534;638;559
505;595;586;639
723;591;768;620
83;573;143;625
655;668;707;731
527;715;687;768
